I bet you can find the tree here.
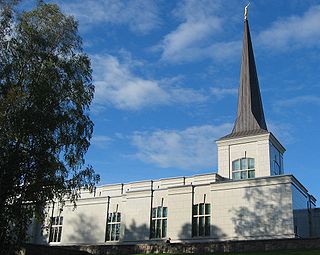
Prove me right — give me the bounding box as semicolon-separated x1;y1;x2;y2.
0;1;100;253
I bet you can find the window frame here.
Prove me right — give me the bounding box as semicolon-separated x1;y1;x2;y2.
106;212;121;242
49;216;63;243
150;206;168;239
232;157;255;180
192;203;211;237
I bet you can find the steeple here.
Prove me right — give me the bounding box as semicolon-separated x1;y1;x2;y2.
221;11;268;140
216;6;286;180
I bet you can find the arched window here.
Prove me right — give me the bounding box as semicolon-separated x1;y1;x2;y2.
232;158;255;180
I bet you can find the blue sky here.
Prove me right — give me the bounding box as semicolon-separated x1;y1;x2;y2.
42;0;320;199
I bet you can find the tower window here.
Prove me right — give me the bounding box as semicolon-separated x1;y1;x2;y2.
232;158;255;180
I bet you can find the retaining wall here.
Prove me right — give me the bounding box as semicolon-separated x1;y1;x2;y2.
24;238;320;255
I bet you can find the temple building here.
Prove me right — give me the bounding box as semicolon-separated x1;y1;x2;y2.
31;12;319;245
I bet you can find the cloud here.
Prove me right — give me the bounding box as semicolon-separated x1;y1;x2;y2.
131;124;232;170
157;0;240;63
211;87;238;100
258;5;320;50
92;54;209;110
268;122;295;145
274;95;320;108
92;54;169;110
91;135;112;149
60;0;160;34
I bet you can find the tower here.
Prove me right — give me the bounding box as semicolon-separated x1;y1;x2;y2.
216;12;285;180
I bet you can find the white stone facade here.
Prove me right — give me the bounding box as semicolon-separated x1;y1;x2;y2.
216;133;285;179
32;171;317;245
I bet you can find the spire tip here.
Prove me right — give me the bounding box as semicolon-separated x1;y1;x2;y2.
244;2;250;20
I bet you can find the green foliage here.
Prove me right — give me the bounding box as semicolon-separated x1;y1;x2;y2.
0;1;99;253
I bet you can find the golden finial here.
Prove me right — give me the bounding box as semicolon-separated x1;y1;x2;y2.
244;2;250;20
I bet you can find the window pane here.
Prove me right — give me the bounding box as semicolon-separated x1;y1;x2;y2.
112;213;116;222
116;224;120;240
199;203;204;215
57;227;62;242
53;227;58;242
49;227;53;242
205;216;210;236
151;220;156;238
240;158;247;170
117;213;121;222
156;219;161;238
163;207;167;217
248;170;255;178
232;160;240;171
162;219;167;238
111;224;115;241
248;158;255;169
59;217;63;225
241;171;247;179
199;217;204;236
192;217;198;237
192;204;198;215
157;207;162;218
108;213;112;222
152;208;156;218
233;172;240;180
106;224;111;241
205;204;211;214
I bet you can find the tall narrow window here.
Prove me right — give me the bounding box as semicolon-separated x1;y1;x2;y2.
232;158;255;180
150;206;167;239
106;212;121;241
192;203;210;237
49;216;63;243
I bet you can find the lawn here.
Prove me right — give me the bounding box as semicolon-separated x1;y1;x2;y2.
135;250;320;255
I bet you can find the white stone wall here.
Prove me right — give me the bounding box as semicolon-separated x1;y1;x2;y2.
31;174;313;245
217;133;285;179
210;176;295;240
167;185;193;240
62;198;107;244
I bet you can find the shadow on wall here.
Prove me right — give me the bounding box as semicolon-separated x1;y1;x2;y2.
231;180;294;239
67;213;100;243
178;223;226;241
124;220;149;241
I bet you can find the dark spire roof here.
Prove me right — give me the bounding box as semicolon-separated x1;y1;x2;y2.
220;19;268;140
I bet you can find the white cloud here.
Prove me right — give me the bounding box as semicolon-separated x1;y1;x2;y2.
60;0;160;34
158;0;240;63
131;124;232;170
274;95;320;108
258;5;320;49
91;135;112;149
92;54;209;110
268;122;295;145
92;54;169;110
211;87;238;100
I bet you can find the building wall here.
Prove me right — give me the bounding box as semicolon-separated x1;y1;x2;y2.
217;134;271;179
217;133;285;179
211;176;295;240
62;198;107;244
31;174;312;245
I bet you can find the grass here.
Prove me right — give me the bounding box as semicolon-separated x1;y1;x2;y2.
134;250;320;255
